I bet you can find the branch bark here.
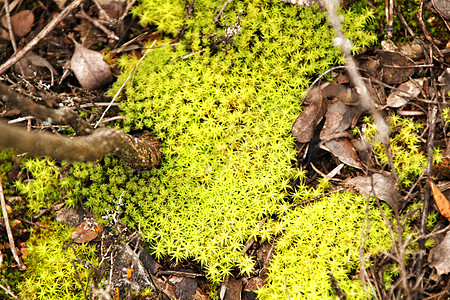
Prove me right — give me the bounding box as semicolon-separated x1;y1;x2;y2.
0;82;93;135
0;121;162;169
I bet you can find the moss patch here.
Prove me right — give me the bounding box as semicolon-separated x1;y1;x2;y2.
66;0;385;291
17;219;97;299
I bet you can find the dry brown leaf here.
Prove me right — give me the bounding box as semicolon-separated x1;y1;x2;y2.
292;87;327;143
320;102;361;140
11;10;34;37
15;51;58;79
322;138;363;170
344;172;400;210
378;51;415;85
429;176;450;220
432;0;450;19
70;41;113;90
429;231;450;276
71;220;101;243
386;78;424;108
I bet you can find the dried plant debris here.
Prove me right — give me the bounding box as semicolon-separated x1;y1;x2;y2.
0;10;34;39
71;220;102;243
322;138;364;170
343;172;400;210
432;0;450;20
429;231;450;276
15;51;58;80
70;40;113;90
377;51;416;85
292;86;328;143
386;78;424;108
429;177;450;220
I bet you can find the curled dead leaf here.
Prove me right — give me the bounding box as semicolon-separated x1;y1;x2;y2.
70;41;113;90
322;138;363;170
71;220;102;243
292;86;327;143
429;230;450;276
429;176;450;220
386;78;424;108
344;172;400;210
11;10;34;37
378;51;415;85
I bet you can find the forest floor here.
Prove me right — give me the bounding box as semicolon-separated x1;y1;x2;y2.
1;0;450;299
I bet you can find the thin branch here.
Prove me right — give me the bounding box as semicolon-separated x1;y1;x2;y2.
0;177;26;270
0;82;93;135
94;40;156;128
214;0;233;23
77;9;119;41
324;0;396;180
0;0;85;75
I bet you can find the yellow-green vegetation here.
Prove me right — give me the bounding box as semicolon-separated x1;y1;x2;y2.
64;0;380;288
14;158;77;213
360;114;441;186
7;0;428;298
258;190;392;298
0;148;14;186
17;219;97;299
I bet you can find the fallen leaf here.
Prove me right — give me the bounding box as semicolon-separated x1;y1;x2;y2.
344;172;400;210
320;101;361;140
15;51;58;80
432;0;450;19
386;78;424;108
292;86;327;143
321;82;359;105
322;138;363;170
11;10;34;37
429;176;450;219
71;220;101;243
429;230;450;276
378;51;415;85
70;41;113;90
221;277;243;300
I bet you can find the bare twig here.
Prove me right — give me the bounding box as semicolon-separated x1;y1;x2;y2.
0;177;26;270
285;274;291;300
94;40;156;128
0;120;162;169
3;0;17;52
0;0;85;75
415;100;438;288
328;273;347;300
359;195;379;299
0;82;93;135
77;9;119;41
324;0;396;180
0;281;20;300
214;0;233;23
385;0;394;38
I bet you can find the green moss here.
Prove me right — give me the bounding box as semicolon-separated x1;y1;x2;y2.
9;0;389;297
0;148;15;187
17;219;97;299
360;114;433;186
63;0;382;292
14;158;63;213
68;0;376;285
258;192;391;299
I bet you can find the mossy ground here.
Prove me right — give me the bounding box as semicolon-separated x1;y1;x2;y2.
3;0;434;298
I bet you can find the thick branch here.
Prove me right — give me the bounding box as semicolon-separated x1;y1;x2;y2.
0;121;161;168
0;83;93;135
